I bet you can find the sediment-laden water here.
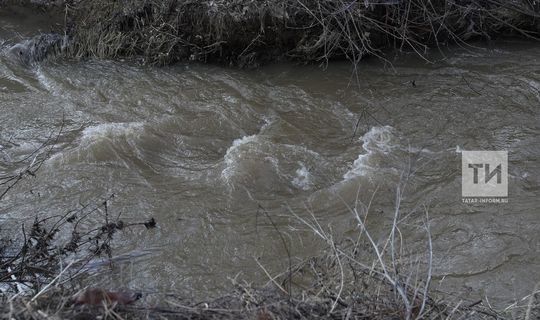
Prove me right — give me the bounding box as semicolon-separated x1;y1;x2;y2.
1;8;539;307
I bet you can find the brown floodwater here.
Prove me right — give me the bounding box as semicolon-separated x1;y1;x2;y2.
1;7;539;308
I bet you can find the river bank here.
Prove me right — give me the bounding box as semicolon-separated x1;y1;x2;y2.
2;0;540;66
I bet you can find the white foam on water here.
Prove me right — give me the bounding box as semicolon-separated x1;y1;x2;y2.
220;130;322;192
80;122;143;144
49;122;143;164
343;125;397;180
292;162;312;190
220;116;275;182
221;134;258;182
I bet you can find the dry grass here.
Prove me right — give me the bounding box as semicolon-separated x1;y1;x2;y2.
59;0;540;66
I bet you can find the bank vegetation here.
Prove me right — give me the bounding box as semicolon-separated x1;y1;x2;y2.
3;0;540;66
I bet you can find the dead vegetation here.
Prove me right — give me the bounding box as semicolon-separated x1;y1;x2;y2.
0;125;158;319
3;1;540;66
57;0;540;66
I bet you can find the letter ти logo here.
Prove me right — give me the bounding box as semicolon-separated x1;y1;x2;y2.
462;151;508;203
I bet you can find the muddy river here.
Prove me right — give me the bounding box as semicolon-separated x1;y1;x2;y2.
1;7;539;308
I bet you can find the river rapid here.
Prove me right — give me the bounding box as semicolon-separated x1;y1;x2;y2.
1;7;539;308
